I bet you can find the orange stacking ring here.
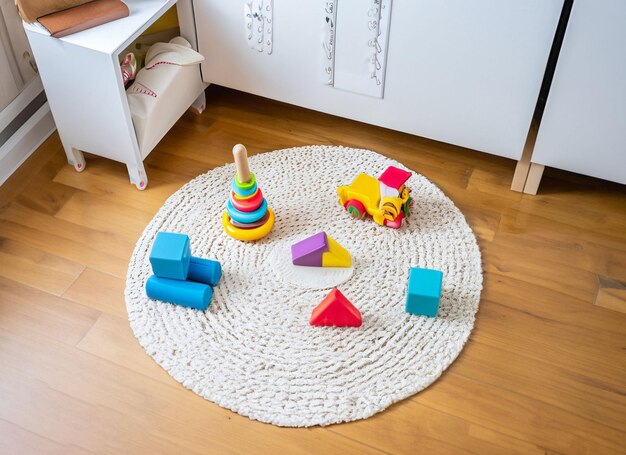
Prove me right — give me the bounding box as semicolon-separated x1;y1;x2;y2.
233;187;259;200
230;188;264;212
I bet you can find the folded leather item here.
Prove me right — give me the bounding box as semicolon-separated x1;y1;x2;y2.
38;0;129;38
16;0;92;23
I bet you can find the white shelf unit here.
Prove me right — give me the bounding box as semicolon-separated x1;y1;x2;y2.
23;0;205;189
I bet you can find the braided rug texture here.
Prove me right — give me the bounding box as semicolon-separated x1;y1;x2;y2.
125;146;482;427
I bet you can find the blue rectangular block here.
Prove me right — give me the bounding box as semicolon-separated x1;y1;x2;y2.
188;257;222;286
145;275;212;310
406;267;443;317
149;232;191;280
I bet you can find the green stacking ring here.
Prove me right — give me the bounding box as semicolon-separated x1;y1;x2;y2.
231;179;257;197
235;172;256;191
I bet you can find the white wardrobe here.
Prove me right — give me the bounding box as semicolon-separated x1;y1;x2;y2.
531;0;626;186
194;0;564;160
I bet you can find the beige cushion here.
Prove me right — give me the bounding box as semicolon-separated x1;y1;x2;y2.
126;37;204;156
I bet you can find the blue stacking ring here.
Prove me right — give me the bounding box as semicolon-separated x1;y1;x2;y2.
231;178;258;197
226;198;268;224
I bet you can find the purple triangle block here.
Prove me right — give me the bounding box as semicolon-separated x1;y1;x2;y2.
291;232;329;267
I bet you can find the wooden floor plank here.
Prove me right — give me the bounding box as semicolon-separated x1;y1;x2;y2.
0;276;99;346
0;418;94;455
53;155;188;214
414;373;625;455
0;333;387;455
76;312;173;384
0;85;625;453
15;175;76;216
328;399;547;455
0;214;130;279
474;300;626;388
0;134;64;206
452;339;626;432
54;191;153;243
63;268;127;318
0;202;133;272
0;237;84;296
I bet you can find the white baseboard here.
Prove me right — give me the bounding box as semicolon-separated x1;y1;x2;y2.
0;102;56;186
0;77;44;132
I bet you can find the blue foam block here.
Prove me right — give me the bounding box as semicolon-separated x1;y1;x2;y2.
188;256;222;286
406;267;443;317
145;275;213;310
149;232;191;280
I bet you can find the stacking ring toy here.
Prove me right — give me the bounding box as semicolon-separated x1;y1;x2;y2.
230;189;264;212
222;208;275;241
224;144;274;241
226;198;268;224
235;172;256;190
231;178;258;197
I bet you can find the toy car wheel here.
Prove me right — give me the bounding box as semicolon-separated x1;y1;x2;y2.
345;200;366;220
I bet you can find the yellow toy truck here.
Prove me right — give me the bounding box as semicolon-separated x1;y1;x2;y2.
337;165;413;229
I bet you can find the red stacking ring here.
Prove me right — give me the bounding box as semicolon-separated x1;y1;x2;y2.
230;188;264;212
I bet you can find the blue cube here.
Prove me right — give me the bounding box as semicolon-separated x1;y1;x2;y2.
406;267;443;317
149;232;191;280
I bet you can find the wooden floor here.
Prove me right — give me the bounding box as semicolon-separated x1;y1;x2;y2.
1;86;625;454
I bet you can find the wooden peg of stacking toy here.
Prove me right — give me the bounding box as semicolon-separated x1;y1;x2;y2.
222;144;275;241
233;143;251;183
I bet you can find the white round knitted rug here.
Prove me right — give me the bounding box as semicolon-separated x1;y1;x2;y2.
125;146;482;427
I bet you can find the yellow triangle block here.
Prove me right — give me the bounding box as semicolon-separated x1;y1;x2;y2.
321;235;352;268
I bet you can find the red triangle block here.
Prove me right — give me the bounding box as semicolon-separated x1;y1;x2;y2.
310;288;362;327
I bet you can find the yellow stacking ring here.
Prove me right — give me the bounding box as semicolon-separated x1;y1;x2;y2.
222;208;275;241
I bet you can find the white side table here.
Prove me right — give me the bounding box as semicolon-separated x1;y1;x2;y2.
23;0;205;189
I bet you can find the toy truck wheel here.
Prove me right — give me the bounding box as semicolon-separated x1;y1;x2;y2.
344;200;366;220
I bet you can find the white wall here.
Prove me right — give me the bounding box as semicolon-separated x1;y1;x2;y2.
0;41;20;110
0;0;37;110
0;3;53;186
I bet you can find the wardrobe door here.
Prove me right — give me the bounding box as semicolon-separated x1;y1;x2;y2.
532;0;626;185
195;0;562;159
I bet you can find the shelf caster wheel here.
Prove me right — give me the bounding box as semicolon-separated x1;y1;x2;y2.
191;91;206;114
191;102;206;114
127;164;148;190
65;147;86;173
72;160;86;173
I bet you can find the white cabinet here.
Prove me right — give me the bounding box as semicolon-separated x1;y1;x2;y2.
531;0;626;186
23;0;205;189
195;0;563;159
